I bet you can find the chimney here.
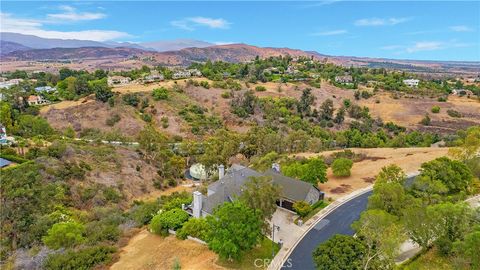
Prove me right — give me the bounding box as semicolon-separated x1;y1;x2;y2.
192;191;202;218
218;164;225;179
272;163;281;173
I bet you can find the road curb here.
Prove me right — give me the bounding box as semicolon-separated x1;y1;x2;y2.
269;185;373;270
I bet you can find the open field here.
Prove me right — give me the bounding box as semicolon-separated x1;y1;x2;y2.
110;231;225;270
294;147;450;200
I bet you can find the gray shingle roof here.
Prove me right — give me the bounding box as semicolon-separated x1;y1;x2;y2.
202;164;319;214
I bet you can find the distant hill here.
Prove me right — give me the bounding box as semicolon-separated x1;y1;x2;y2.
0;40;31;55
2;46;147;61
0;32;111;49
1;38;478;74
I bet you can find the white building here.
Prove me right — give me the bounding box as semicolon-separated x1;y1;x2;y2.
188;69;202;77
107;76;131;86
34;86;56;93
27;95;49;106
0;79;23;89
403;79;420;87
172;70;192;80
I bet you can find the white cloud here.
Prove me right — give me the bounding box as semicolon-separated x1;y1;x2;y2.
311;29;347;36
47;5;106;21
449;25;474;32
0;12;130;41
213;41;237;45
406;41;443;53
355;17;410;26
171;17;231;31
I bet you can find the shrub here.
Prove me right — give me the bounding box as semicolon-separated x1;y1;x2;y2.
149;209;190;236
43;222;85;249
43;246;116;270
200;81;210;89
447;109;462;118
123;93;140;107
331;158;353;177
176;218;209;240
152;87;169;100
431;106;440;113
128;201;160;226
161;116;169;128
221;91;232;99
255;85;267;92
437;96;447;102
141;113;152;122
106;114;121;126
419;113;431;126
293;201;312;217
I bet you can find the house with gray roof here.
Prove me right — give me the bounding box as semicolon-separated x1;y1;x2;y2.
188;164;324;218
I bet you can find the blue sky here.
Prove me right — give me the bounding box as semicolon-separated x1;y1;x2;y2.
1;1;479;61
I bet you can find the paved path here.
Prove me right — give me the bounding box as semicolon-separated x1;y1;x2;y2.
282;191;372;269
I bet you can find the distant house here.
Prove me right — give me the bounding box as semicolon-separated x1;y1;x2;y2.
403;79;419;87
143;71;164;83
187;164;324;218
0;79;23;89
0;124;7;145
285;66;299;75
172;70;192;80
335;75;353;84
34;86;56;93
188;69;202;77
27;95;49;106
108;76;131;86
452;89;474;96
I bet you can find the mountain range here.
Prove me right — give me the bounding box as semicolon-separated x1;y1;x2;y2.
1;32;479;74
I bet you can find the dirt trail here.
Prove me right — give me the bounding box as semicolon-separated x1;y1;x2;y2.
294;147;450;200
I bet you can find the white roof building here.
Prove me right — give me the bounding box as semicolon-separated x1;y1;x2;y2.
403;79;420;87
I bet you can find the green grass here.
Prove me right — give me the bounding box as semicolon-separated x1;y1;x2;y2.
217;237;280;270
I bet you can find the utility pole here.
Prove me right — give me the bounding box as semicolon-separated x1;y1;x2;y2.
272;223;280;258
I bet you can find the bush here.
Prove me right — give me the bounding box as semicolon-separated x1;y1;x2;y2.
255;85;267;92
200;81;210;89
419;113;431;126
123;93;140;107
221;91;232;99
437;96;447;102
42;222;85;249
152;87;169;100
331;158;353;177
447;109;462;118
43;245;116;270
141;113;152;122
128;201;160;226
105;114;121;126
176;218;209;240
149;209;190;236
293;201;312;217
431;106;440;113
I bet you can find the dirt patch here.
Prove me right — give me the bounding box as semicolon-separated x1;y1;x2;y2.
110;231;225;270
330;184;352;194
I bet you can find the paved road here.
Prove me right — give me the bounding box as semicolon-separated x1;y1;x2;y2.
283;191;372;270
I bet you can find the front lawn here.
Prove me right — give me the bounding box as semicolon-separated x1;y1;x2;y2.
217;237;280;269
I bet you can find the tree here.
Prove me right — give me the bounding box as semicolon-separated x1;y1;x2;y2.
138;125;168;162
352;210;405;269
368;181;411;216
454;226;480;269
240;176;282;233
402;205;442;249
333;107;345;124
149;209;189;236
293;201;312;217
176;218;209;240
312;234;366;270
419;113;431;126
297;88;315;116
429;202;474;255
375;165;406;184
302;158;328;184
91;78;113;102
319;99;334;121
331;158;353;177
198;130;240;177
206;201;262;260
43;221;85;249
419;157;473;194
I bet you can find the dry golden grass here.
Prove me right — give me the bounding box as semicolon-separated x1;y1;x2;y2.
294;147;450;200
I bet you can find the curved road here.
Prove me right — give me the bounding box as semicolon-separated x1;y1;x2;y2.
282;191;372;270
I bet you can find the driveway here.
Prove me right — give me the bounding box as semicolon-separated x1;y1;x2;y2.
282;191;372;270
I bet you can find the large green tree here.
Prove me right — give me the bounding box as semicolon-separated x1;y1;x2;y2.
240;176;282;233
312;234;366;270
418;157;473;194
206;201;262;260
